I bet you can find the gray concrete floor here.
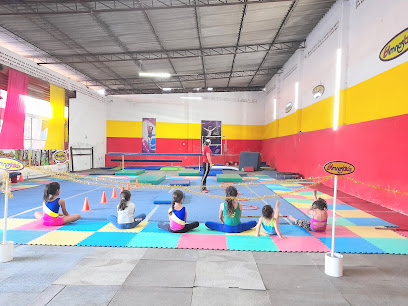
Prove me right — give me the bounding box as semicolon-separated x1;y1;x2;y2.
1;246;408;305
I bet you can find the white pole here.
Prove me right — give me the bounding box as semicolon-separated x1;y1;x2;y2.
2;172;9;244
331;175;338;257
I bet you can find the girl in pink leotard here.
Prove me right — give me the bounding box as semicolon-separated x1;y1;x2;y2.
289;190;328;232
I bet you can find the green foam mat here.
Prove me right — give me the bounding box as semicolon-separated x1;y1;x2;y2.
160;167;184;171
216;174;243;182
111;167;122;170
115;169;145;176
131;174;166;185
178;170;200;176
261;167;275;170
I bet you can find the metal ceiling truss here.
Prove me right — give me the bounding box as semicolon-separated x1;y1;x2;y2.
248;0;299;86
36;41;303;64
106;86;264;95
84;67;279;87
0;0;293;15
193;6;207;88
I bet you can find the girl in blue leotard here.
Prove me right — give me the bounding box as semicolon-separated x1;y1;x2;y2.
205;186;257;233
255;201;285;238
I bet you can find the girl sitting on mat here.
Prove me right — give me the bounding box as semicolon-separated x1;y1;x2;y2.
34;182;81;226
205;186;257;233
255;202;285;238
158;190;199;233
107;190;146;229
289;190;328;232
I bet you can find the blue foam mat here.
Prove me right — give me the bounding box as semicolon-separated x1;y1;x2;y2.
153;194;172;204
319;237;385;253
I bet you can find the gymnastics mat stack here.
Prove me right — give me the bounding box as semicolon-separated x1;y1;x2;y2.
216;174;243;183
131;174;165;185
115;169;146;176
178;170;200;176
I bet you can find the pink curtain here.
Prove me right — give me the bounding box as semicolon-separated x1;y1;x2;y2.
0;69;28;149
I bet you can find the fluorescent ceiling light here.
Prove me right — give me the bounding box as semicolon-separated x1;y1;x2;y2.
96;89;105;96
162;88;172;91
139;72;171;78
195;88;200;91
180;96;203;100
207;88;213;91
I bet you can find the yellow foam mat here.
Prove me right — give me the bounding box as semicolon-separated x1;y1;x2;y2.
290;202;313;209
28;231;93;246
280;183;304;187
226;227;269;237
304;194;332;200
336;210;375;218
97;221;148;233
0;218;36;229
345;226;405;238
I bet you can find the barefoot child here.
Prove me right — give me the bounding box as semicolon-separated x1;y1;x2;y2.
289;190;328;232
107;190;146;229
158;190;199;233
255;201;285;238
34;182;81;226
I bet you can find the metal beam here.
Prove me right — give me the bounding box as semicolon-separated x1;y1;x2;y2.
193;5;207;88
142;10;185;89
247;0;299;86
36;41;303;64
106;86;264;95
227;1;247;87
84;68;279;86
0;0;293;15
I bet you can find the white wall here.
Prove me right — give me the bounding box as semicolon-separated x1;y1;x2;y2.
108;91;265;125
263;0;408;125
69;92;107;171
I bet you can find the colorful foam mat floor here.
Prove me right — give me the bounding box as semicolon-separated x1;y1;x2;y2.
2;181;408;254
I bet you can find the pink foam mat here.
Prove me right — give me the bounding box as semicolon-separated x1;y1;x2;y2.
311;225;358;238
272;236;330;252
177;233;227;250
15;220;63;231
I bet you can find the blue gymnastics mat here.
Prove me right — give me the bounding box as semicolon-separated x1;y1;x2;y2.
154;194;172;204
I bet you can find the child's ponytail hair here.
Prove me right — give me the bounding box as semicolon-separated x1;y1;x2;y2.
312;198;328;210
43;182;60;202
169;190;184;215
225;186;238;216
118;190;131;211
262;205;274;219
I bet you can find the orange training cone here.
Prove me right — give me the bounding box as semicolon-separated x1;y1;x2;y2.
82;197;91;211
127;182;131;190
19;174;24;182
100;191;107;204
135;179;139;188
111;188;117;199
121;184;125;192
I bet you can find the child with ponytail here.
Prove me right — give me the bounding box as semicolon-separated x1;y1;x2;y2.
107;190;146;229
205;186;257;233
158;190;199;233
34;182;81;226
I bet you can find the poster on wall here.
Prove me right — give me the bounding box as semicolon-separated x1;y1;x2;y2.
142;118;156;153
201;120;222;155
0;149;69;166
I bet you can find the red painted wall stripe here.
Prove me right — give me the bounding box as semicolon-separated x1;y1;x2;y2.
262;114;408;214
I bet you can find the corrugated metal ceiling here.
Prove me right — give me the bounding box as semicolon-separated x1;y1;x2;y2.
0;0;337;94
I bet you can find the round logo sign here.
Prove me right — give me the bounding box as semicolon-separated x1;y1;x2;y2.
285;102;292;113
53;151;67;163
0;157;25;171
312;85;325;98
379;27;408;61
324;161;355;175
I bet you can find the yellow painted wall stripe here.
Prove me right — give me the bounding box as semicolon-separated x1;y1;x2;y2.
222;124;264;140
156;122;201;139
107;120;142;138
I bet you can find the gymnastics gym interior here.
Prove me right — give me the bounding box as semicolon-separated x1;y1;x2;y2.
0;0;408;305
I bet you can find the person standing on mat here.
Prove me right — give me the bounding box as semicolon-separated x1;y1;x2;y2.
201;138;213;193
34;182;81;226
158;190;199;233
107;190;146;229
205;186;257;233
288;190;328;232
